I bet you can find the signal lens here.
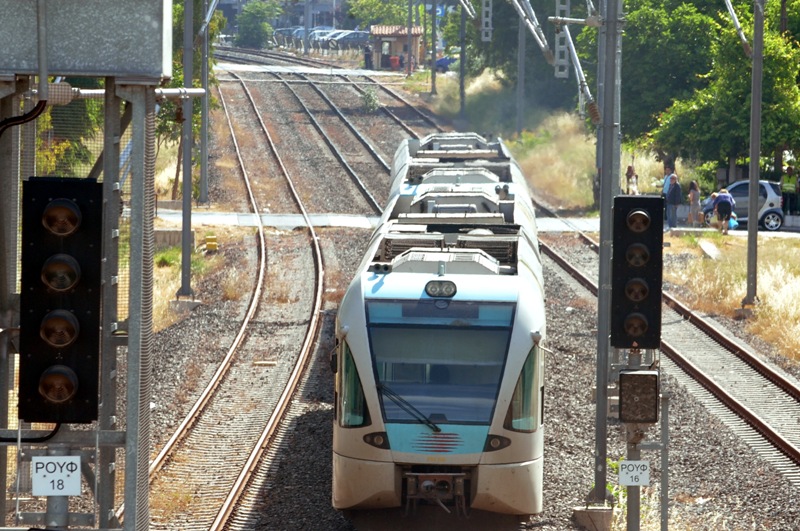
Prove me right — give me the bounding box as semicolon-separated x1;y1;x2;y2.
42;199;82;236
626;209;651;233
40;310;80;348
38;365;79;403
41;254;81;291
624;278;649;302
622;312;649;338
625;243;650;267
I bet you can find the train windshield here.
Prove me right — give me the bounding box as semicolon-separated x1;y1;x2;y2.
366;299;514;425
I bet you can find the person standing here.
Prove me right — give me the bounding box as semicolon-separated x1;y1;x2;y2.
662;166;676;196
625;165;639;195
782;166;797;215
363;43;374;70
662;166;676;221
712;188;736;235
665;174;682;229
688;180;701;227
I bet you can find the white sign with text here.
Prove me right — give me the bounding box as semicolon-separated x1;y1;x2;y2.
619;460;650;486
32;456;81;496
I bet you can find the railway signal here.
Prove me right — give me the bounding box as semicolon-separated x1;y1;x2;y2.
610;195;664;349
19;177;103;424
618;369;660;423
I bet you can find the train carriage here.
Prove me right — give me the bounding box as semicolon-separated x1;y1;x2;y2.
332;132;546;516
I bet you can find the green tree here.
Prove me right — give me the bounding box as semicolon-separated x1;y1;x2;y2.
347;0;407;26
235;1;282;49
158;0;227;198
651;23;800;166
617;3;717;143
48;77;104;176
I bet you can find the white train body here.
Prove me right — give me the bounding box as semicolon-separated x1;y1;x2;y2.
332;133;546;516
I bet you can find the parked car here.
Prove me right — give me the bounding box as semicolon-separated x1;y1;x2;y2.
436;55;457;72
273;26;301;46
701;179;784;231
309;29;337;44
329;30;370;49
319;29;349;47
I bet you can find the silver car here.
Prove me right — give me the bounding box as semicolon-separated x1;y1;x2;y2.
702;179;784;231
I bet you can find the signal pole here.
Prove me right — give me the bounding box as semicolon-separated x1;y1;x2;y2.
591;0;622;507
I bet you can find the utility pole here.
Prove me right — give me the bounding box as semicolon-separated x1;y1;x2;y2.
178;0;194;299
743;0;764;307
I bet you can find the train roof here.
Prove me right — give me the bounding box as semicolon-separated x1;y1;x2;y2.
352;132;542;283
392;133;517;185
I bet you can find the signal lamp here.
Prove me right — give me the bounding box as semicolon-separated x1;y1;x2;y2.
39;310;80;347
42;198;82;235
19;177;103;424
610;196;663;349
39;365;80;404
41;254;81;291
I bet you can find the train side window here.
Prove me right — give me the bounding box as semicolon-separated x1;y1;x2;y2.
338;341;371;428
503;347;540;432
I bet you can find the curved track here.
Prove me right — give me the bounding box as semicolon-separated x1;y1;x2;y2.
117;57;327;530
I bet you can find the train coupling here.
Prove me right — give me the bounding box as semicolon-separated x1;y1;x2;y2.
404;472;469;517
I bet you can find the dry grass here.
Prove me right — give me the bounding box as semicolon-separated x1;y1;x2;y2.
155;141;180;198
512;114;597;209
663;232;800;362
151;226;249;331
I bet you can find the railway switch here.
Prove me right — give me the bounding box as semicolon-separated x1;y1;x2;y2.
19;177;103;423
618;369;660;423
610;195;664;349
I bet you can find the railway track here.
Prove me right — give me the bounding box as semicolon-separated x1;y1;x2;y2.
534;207;800;487
118;56;327;529
135;46;448;529
216;47;447;141
137;46;800;528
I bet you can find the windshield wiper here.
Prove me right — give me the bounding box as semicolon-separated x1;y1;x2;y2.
377;383;441;433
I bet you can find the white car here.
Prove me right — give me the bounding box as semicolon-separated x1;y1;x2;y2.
702;180;784;231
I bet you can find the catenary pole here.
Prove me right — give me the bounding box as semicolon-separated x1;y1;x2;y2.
743;0;764;306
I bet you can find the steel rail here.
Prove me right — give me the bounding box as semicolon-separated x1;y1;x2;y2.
299;73;391;172
113;73;270;525
209;66;327;531
216;46;445;138
539;227;800;468
263;70;383;213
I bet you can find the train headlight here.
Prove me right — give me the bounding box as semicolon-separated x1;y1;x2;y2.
425;280;457;298
483;435;511;452
363;431;390;449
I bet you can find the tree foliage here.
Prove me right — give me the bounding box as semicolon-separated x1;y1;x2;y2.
235;0;281;49
651;23;800;164
345;0;800;168
157;0;227;150
347;0;407;27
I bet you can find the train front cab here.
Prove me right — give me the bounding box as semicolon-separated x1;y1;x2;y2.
332;307;545;516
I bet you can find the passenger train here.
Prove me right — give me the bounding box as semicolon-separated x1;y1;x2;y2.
331;132;546;516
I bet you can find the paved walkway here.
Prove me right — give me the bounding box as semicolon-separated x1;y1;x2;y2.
155;209;604;232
